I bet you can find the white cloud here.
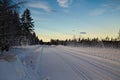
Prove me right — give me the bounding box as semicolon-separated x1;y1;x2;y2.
102;3;112;7
90;9;106;16
116;5;120;11
57;0;72;8
90;3;112;16
101;3;120;12
28;2;53;12
31;10;40;14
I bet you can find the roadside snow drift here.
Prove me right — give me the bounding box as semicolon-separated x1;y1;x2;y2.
0;45;40;80
0;56;39;80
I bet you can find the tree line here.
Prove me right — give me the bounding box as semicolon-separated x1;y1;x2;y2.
0;0;41;52
46;33;120;48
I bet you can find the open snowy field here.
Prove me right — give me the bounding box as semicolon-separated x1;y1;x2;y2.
0;45;120;80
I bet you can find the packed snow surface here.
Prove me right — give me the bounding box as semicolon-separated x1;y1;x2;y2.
0;45;120;80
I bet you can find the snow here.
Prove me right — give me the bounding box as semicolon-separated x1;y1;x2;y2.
0;56;39;80
0;45;120;80
39;46;120;80
0;45;40;80
58;46;120;62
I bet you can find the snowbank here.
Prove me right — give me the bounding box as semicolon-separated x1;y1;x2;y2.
0;45;41;80
0;55;39;80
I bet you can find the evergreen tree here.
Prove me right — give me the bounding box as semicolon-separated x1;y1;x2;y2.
0;0;24;52
21;8;34;35
20;8;35;45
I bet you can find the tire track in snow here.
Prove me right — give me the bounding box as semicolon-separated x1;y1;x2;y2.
53;49;109;80
52;49;92;80
60;46;120;63
60;51;113;80
62;48;120;78
56;47;120;80
35;46;44;72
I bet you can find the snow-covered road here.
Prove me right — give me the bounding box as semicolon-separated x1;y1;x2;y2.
24;45;120;80
1;45;120;80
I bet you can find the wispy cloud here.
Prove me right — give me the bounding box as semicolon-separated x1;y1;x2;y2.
102;3;112;7
30;10;40;14
90;3;111;16
115;5;120;11
90;8;106;16
27;1;55;12
30;9;51;15
33;16;48;21
57;0;73;8
90;2;120;16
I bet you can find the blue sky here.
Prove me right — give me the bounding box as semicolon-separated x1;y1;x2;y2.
22;0;120;41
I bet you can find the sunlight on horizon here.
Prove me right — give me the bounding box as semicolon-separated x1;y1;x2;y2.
37;30;118;42
24;0;120;42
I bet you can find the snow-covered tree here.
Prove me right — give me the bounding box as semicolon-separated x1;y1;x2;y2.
20;8;38;45
21;8;34;35
0;0;24;52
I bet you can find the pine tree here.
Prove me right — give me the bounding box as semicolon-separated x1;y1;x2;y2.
20;8;35;45
21;8;34;35
0;0;24;52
